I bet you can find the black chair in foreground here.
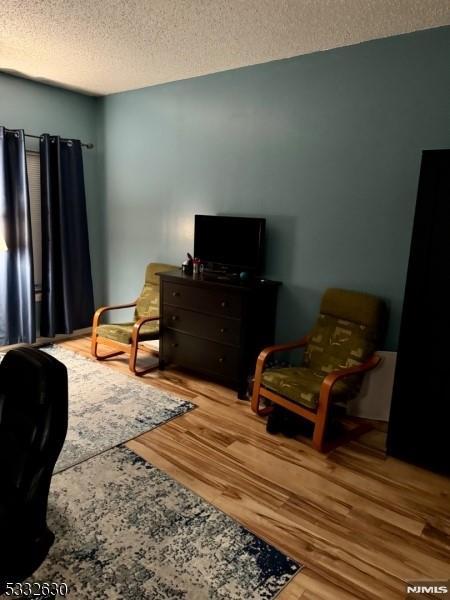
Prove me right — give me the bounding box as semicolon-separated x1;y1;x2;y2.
0;347;68;592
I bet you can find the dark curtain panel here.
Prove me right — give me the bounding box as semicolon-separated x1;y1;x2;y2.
40;135;94;338
0;127;36;346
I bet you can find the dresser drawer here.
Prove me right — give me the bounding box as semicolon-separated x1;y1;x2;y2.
162;306;240;346
163;281;242;318
163;331;239;380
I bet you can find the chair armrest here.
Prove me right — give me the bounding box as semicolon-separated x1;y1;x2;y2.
251;335;310;415
312;354;382;446
253;335;310;385
131;315;161;343
133;315;160;329
317;354;382;415
322;354;381;391
256;335;310;366
92;301;137;330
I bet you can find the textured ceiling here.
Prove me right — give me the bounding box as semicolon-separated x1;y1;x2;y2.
1;0;449;96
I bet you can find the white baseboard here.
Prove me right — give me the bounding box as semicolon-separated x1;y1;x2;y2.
347;351;397;422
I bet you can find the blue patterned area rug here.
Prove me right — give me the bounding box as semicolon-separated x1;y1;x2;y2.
30;446;300;599
0;345;194;473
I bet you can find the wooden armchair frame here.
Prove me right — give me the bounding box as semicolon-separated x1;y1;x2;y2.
251;335;381;452
91;300;160;376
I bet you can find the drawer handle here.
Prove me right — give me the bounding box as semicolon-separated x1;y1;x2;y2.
219;327;227;334
218;357;225;363
220;301;228;308
171;315;179;321
171;343;179;348
172;291;180;297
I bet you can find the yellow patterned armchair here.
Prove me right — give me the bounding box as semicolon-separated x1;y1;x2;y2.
91;263;176;375
252;288;387;451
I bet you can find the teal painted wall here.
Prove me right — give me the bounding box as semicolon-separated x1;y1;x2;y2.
100;26;450;349
0;73;104;304
4;27;448;347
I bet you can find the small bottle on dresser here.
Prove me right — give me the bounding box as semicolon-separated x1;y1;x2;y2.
192;258;201;276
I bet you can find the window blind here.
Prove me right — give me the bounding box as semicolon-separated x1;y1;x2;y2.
26;152;42;290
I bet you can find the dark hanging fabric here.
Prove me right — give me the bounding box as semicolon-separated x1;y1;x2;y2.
0;127;36;345
40;135;94;338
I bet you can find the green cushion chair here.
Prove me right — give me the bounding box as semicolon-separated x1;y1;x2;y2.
251;288;387;451
91;263;176;375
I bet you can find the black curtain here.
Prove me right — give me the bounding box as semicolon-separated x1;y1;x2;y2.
0;127;36;346
40;135;94;338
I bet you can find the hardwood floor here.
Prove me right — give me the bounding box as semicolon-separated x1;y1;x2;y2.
62;337;450;599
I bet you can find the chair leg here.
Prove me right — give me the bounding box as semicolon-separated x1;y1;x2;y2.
312;390;331;452
312;415;327;452
251;378;273;417
91;336;125;361
129;341;158;376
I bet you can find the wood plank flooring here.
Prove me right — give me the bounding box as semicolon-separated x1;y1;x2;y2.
61;338;450;599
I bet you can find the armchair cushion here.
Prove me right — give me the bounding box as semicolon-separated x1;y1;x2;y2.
320;288;386;330
302;289;386;395
303;313;376;392
91;262;177;375
262;366;352;410
134;263;176;320
97;321;160;345
260;288;386;410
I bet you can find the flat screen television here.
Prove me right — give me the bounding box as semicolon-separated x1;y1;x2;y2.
194;215;265;275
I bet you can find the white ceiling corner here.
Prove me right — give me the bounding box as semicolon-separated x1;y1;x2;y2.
1;0;449;96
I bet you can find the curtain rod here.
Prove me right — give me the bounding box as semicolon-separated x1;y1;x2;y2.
25;132;94;150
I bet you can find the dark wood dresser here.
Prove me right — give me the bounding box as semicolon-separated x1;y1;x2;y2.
159;270;281;398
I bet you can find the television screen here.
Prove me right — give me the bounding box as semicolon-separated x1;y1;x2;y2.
194;215;265;274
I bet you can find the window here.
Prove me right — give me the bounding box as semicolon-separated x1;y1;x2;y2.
26;152;42;291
